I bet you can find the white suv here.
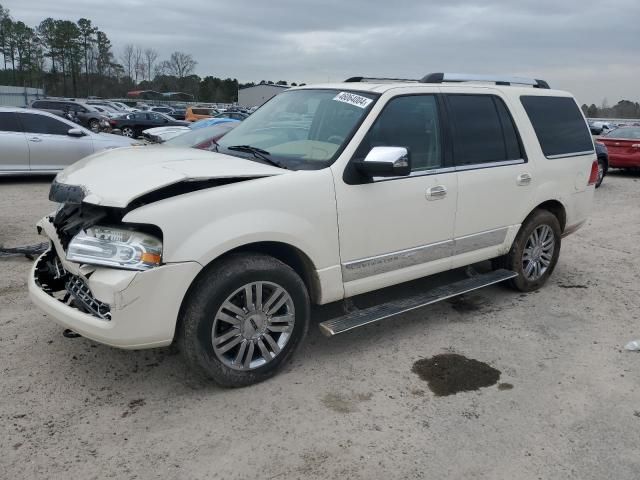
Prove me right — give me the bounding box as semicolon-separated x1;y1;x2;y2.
29;73;597;387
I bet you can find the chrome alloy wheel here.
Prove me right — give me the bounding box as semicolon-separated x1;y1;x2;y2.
597;161;604;185
522;224;555;281
212;282;295;371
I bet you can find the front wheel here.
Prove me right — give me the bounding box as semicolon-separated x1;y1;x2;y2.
496;209;562;292
121;126;135;138
178;253;310;387
89;119;100;132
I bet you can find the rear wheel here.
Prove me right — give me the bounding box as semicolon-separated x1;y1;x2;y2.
496;209;562;292
121;126;135;138
178;253;310;387
596;158;606;188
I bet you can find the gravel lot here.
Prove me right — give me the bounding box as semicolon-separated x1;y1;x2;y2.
1;172;639;480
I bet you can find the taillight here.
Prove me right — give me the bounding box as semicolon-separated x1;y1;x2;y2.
588;160;599;186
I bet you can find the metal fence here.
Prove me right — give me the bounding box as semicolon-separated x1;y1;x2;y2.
0;86;44;107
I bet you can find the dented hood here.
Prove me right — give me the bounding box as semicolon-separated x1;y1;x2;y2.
55;146;286;208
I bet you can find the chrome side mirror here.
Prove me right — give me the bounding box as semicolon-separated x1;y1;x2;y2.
67;128;85;137
355;146;411;177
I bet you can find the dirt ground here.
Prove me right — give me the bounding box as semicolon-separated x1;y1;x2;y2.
1;171;639;480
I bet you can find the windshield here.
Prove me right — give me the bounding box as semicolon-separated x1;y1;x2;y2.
217;89;378;169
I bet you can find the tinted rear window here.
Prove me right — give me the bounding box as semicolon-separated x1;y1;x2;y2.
520;96;593;157
0;112;22;132
447;94;523;166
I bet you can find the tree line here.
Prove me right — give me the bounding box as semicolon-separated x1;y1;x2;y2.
0;4;301;103
581;100;640;119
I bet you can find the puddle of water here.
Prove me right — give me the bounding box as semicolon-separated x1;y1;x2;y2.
412;353;501;396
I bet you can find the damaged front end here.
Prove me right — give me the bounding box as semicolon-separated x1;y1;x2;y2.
37;175;257;322
36;188;155;321
34;248;112;320
34;203;127;321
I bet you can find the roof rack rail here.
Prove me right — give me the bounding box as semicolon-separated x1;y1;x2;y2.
345;76;419;83
421;73;550;89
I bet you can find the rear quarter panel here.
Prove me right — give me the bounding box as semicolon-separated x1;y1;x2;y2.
503;89;596;230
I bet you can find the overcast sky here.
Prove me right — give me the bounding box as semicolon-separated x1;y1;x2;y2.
4;0;639;105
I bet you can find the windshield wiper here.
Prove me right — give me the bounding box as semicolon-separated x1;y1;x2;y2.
226;145;287;169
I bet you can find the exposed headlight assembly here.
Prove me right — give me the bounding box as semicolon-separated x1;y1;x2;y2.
67;226;162;270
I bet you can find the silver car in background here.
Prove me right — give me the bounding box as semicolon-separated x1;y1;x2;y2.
0;107;139;175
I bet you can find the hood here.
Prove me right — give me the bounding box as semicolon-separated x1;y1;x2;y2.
55;146;287;208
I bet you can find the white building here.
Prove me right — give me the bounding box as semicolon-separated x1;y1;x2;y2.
238;84;289;107
0;85;44;107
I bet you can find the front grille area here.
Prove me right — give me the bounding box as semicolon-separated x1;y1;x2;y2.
35;249;112;321
65;275;112;320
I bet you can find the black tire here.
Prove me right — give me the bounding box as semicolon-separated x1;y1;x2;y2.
495;209;562;292
595;158;606;188
121;126;135;138
89;119;100;132
178;253;310;387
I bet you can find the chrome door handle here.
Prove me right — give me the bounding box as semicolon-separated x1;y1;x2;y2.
426;185;447;200
517;173;532;186
28;137;42;143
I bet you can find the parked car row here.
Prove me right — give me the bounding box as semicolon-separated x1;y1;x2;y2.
185;106;249;122
109;112;190;138
4;93;637;179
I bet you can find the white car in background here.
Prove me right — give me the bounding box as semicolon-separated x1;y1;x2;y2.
0;107;139;174
142;125;190;142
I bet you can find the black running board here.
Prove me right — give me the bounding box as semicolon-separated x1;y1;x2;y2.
319;269;517;337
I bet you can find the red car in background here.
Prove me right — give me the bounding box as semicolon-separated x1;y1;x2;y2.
598;127;640;169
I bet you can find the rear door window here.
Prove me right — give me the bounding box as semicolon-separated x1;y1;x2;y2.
0;112;23;132
520;96;593;157
446;94;523;166
17;113;70;135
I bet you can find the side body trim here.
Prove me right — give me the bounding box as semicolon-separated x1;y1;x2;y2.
341;227;509;282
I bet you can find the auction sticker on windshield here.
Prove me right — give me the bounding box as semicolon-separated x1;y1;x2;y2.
333;92;373;109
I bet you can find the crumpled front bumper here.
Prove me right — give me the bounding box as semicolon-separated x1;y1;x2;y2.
29;216;201;349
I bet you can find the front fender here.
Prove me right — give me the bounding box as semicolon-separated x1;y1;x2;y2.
122;169;341;272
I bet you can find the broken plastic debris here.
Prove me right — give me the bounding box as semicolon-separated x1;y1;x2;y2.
624;340;640;351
